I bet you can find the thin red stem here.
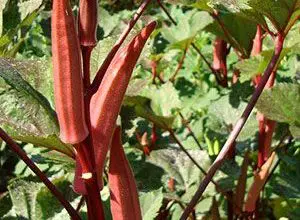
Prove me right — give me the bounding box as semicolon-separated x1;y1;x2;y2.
180;34;284;220
78;30;105;220
76;196;85;212
0;127;81;220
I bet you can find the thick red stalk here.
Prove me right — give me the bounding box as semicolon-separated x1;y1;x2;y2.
108;127;142;220
74;50;98;196
90;22;156;189
257;70;276;168
234;152;250;214
180;34;284;220
88;0;152;96
75;136;105;220
0;127;81;220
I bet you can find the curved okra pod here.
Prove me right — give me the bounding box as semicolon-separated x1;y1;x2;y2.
52;0;88;144
109;126;142;220
90;21;156;188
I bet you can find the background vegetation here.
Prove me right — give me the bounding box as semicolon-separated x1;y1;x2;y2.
1;0;300;219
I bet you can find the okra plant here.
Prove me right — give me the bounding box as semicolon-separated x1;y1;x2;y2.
1;0;300;219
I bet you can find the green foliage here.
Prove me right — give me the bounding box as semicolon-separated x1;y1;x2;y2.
4;176;80;220
140;188;164;220
1;0;300;219
256;83;300;138
0;58;73;156
160;8;213;49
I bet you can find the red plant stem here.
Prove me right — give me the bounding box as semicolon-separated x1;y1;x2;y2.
156;0;217;77
170;46;188;82
257;70;276;169
227;140;236;160
88;0;152;96
227;141;235;220
227;191;234;220
80;86;105;220
211;10;244;58
0;127;81;220
76;196;85;212
251;26;263;56
76;137;105;220
180;34;284;220
257;112;266;168
78;34;105;219
81;46;93;90
234;151;250;214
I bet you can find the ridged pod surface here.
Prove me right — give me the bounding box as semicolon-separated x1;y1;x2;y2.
109;126;142;220
78;0;98;46
90;21;156;188
52;0;88;144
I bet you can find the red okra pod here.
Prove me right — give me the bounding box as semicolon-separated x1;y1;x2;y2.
78;0;98;47
90;21;156;188
52;0;88;144
109;126;142;220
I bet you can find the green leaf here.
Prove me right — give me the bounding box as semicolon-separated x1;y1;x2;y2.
141;82;182;117
17;0;42;21
147;149;210;188
0;58;73;157
192;0;214;12
98;7;120;37
123;80;177;129
235;45;294;82
90;36;116;79
205;11;257;57
256;83;300;138
210;0;300;33
160;8;213;49
0;9;38;52
8;176;78;220
8;177;42;219
139;188;164;220
248;0;300;32
208;95;257;141
235;55;264;83
35;177;77;219
0;192;12;218
123;95;175;130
